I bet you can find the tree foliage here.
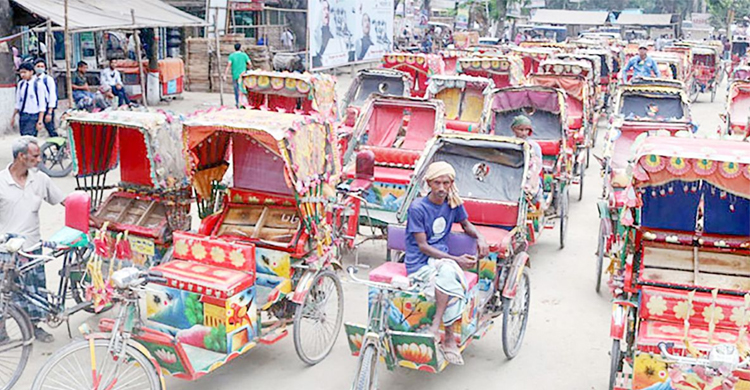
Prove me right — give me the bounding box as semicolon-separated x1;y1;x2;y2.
708;0;750;29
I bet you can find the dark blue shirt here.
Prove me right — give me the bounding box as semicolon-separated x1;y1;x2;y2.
405;196;468;274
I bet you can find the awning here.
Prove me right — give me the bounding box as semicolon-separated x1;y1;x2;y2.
13;0;205;32
615;13;676;27
529;9;609;26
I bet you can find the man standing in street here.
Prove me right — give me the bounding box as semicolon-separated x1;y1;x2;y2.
33;59;58;137
100;60;130;106
223;43;252;108
0;137;66;342
10;63;47;137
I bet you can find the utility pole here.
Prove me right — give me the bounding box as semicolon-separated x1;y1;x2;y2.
64;0;73;107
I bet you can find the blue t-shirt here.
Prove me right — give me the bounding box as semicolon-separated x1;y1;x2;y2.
404;196;468;274
623;56;661;78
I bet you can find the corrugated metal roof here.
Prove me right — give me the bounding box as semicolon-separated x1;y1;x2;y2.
13;0;205;32
529;9;609;26
615;13;675;26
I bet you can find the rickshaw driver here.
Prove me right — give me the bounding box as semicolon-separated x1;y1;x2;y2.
405;161;489;366
622;44;660;81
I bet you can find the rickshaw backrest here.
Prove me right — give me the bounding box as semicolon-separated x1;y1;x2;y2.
387;225;477;256
232;135;293;196
641;183;700;232
639;286;749;329
402;107;437;149
463;200;518;229
171;231;256;273
65;191;91;232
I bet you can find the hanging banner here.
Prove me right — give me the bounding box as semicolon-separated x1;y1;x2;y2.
455;6;469;30
308;0;395;70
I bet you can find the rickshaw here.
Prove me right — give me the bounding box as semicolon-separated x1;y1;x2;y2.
722;74;750;138
529;59;597;200
508;46;558;75
456;56;526;88
340;68;412;130
338;96;446;249
381;53;446;98
239;70;338;118
606;135;750;390
64;109;192;268
344;132;532;387
481;85;573;248
425;74;495;132
578;48;618;105
596;82;692;293
689;45;723;102
33;108;346;389
554;53;605;109
730;37;749;75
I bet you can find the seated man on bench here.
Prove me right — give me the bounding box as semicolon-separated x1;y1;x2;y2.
405;161;489;366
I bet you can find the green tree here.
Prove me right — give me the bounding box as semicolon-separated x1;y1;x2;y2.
708;0;750;29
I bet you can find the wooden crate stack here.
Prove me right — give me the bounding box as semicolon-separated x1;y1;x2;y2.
186;36;272;92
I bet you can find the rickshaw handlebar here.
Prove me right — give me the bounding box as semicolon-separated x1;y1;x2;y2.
658;342;750;370
347;266;420;293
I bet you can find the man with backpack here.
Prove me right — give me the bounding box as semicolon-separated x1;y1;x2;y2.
10;63;48;137
33;59;58;137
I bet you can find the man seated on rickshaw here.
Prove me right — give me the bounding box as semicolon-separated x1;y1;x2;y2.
510;115;544;205
622;44;660;81
405;161;489;366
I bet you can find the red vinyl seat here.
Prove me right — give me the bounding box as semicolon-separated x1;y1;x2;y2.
537;140;561;156
152;260;254;299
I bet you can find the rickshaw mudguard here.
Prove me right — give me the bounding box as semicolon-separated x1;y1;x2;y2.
82;332;167;390
501;252;530;299
291;270;318;304
610;301;634;340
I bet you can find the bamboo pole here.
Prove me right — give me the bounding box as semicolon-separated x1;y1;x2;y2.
64;0;73;107
131;9;148;107
214;8;224;106
45;20;53;72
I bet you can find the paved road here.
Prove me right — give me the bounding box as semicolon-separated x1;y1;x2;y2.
10;79;728;390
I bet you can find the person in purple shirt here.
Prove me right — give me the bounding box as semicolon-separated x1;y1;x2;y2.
405;161;488;365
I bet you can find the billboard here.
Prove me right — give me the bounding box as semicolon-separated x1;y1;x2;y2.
308;0;394;70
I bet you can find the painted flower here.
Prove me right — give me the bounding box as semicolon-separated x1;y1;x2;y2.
245;75;257;89
349;333;363;351
229;250;245;268
210;246;226;263
719;161;742;178
633;352;668;389
297;79;311;94
666;156;691;176
646;295;668;317
694;158;717;176
642;155;664;172
257;75;270;88
396;343;433;364
702;305;725;325
270;77;284;90
673;300;696;320
284;77;297;90
174;239;189;257
154;348;177;364
191;242;207;260
743;164;750;180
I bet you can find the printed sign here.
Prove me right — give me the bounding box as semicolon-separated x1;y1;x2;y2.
129;235;155;257
308;0;395;70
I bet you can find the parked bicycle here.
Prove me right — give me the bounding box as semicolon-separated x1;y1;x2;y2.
0;232;95;390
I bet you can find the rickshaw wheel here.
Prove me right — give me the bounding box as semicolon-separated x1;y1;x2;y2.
595;220;607;293
689;83;700;103
39;140;73;178
578;161;586;202
501;268;530;359
293;270;344;365
608;339;622;390
558;186;569;249
710;87;717;103
352;344;378;390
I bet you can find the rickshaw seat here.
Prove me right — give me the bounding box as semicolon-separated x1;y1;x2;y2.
372;166;414;185
364;146;421;167
445;119;478;132
151;232;256;299
368;261;478;291
537;140;561;156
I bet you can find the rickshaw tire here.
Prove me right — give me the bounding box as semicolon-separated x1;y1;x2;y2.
39;141;73;178
608;339;622;390
501;268;530;360
595;222;606;293
578;166;585;202
0;304;33;390
353;344;378;390
32;338;162;390
558;186;569;249
293;270;344;365
711;88;717;103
